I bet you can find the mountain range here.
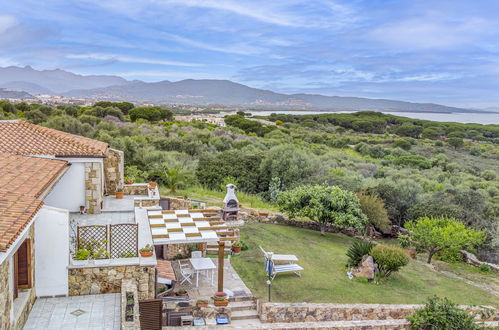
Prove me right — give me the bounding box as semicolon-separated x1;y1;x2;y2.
0;66;482;113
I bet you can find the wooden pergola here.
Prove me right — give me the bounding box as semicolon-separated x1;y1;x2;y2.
147;209;235;292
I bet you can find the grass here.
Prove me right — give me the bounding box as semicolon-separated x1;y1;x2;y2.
161;185;277;211
231;222;498;306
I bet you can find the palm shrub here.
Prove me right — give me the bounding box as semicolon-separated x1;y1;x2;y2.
407;296;481;330
346;240;374;268
371;244;409;277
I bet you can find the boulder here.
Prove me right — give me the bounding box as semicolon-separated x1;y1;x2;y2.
352;255;375;280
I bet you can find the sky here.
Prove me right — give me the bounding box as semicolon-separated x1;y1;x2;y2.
1;0;499;108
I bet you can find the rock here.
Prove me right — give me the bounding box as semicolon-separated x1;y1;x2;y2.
90;282;100;294
352;255;375;280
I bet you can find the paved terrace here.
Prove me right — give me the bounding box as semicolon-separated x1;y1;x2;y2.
24;293;120;330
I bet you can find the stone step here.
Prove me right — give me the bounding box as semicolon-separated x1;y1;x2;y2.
230;309;259;321
229;295;254;302
229;300;257;311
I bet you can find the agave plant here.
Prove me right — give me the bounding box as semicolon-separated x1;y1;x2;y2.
346;240;374;268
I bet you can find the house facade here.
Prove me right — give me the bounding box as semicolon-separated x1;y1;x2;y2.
0;154;69;329
0;120;124;213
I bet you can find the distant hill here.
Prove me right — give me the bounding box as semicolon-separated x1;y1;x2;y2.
0;66;129;94
0;88;33;99
0;66;482;113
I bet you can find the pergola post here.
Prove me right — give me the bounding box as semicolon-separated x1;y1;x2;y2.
217;241;225;292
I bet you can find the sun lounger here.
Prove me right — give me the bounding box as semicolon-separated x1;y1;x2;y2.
259;245;298;262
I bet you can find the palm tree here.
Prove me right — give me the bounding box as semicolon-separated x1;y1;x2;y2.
163;165;189;193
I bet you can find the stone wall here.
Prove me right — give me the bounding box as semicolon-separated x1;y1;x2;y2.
123;184;148;195
104;148;124;195
68;265;155;300
0;258;12;329
163;243;206;260
166;197;203;210
121;279;141;330
259;302;496;324
134;198;160;208
85;162;103;214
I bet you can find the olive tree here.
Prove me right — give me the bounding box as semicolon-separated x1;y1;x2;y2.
400;217;485;264
277;185;368;235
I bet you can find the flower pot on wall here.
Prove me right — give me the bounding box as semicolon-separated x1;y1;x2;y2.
232;245;242;254
116;191;124;199
140;251;153;257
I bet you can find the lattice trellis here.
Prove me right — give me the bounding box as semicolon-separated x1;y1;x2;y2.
77;225;107;252
110;224;138;258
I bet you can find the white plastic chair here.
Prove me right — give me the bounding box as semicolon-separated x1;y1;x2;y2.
191;251;202;258
178;260;194;285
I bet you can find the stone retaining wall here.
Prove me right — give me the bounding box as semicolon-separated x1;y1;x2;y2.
134;198;160;208
259;302;496;324
167;197;200;210
123;184;148;195
104;148;124;195
68;265;155;300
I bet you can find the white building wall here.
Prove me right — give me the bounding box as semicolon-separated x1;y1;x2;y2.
44;162;85;212
35;206;69;297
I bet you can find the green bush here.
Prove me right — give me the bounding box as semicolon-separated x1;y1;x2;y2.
357;193;391;234
371;244;409;277
407;296;481;330
478;263;492;273
346;240;374;268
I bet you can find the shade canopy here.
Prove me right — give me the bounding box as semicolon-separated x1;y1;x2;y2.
147;209;227;245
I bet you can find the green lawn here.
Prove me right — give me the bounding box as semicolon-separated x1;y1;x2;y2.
231;223;498;306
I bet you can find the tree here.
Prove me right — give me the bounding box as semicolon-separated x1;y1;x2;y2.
277;185;368;235
447;137;464;149
129;107;172;122
357;193;391;234
371;179;422;226
163;165;190;193
400;217;485;264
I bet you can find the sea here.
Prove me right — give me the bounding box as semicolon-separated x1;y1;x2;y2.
247;110;499;125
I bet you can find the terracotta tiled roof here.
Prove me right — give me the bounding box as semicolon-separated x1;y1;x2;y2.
0;120;108;157
0;154;69;251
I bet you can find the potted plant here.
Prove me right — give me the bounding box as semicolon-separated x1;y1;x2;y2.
139;244;153;257
148;181;157;189
213;292;229;306
176;288;188;296
73;248;90;266
92;247;110;265
124;176;134;185
79;205;85;214
115;191;124;199
232;241;242;254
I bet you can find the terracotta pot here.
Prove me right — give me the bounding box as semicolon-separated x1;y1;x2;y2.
79;206;85;212
214;300;228;307
232;246;242;253
116;191;124;199
140;251;153;257
148;182;157;189
176;291;188;296
214;292;227;299
125;181;133;185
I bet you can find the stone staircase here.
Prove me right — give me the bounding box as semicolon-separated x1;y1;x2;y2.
229;296;260;322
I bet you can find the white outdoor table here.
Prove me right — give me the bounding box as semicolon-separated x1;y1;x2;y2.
189;258;216;287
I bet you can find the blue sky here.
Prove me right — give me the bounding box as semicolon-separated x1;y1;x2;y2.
1;0;499;108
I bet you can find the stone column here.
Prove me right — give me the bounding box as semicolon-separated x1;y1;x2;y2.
85;162;103;214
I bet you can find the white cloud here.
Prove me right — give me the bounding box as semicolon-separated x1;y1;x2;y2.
66;53;202;67
0;15;18;34
369;15;493;50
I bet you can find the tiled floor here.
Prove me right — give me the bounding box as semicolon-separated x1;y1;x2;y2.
70;211;135;226
23;294;120;330
103;195;142;211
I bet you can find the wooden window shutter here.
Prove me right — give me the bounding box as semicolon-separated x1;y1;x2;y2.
139;299;162;330
16;239;32;289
